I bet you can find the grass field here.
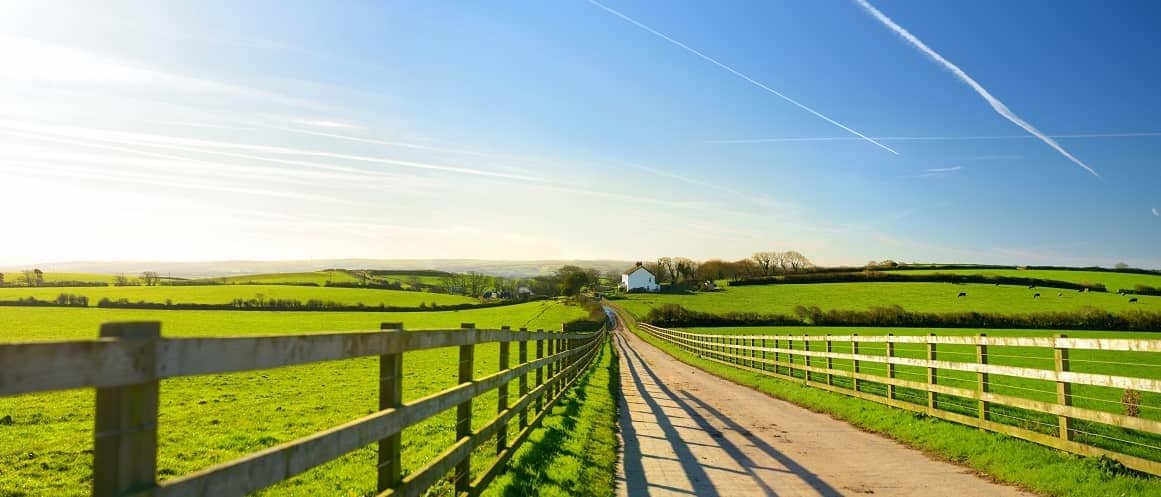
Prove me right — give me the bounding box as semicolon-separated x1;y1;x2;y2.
893;268;1161;291
210;270;361;285
619;312;1161;497
0;272;117;284
0;300;595;497
618;282;1159;318
0;284;476;308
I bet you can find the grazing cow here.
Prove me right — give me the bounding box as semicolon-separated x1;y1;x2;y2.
1029;285;1036;289
1058;292;1063;297
958;292;967;297
1118;291;1126;296
1129;297;1139;303
1034;293;1041;298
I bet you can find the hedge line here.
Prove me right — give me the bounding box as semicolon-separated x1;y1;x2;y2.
0;296;547;312
729;271;1109;292
642;304;1161;332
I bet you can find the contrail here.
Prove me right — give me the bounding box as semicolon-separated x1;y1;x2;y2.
707;131;1161;144
586;0;899;155
854;0;1099;178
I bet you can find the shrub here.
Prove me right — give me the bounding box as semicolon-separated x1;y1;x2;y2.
1122;389;1142;417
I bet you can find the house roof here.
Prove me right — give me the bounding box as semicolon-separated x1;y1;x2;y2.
623;265;652;276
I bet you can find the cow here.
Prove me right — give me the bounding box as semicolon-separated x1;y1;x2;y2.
957;292;967;297
1033;293;1041;298
1129;297;1139;303
1029;285;1036;289
1058;292;1063;297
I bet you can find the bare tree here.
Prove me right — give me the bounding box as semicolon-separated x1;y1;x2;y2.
0;272;4;286
752;252;777;276
33;269;44;286
674;257;698;283
1115;262;1131;270
466;271;491;297
655;257;676;284
784;251;813;272
140;271;161;286
112;274;132;286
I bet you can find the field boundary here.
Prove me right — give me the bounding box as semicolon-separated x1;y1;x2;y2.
0;322;607;497
637;322;1161;476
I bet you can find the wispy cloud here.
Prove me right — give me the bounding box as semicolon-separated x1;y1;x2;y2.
924;166;961;173
292;119;358;129
854;0;1099;178
586;0;898;155
1153;207;1159;217
706;131;1161;144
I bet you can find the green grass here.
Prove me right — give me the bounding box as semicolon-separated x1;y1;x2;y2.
618;282;1159;317
893;269;1161;292
0;284;476;308
209;271;361;285
618;313;1161;497
0;272;117;284
0;301;593;497
483;336;619;497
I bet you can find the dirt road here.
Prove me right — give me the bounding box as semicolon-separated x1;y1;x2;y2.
613;328;1034;497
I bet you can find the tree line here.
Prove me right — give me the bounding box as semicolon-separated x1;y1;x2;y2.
632;251;816;287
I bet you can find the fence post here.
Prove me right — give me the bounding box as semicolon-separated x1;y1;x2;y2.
1054;334;1072;441
497;326;511;455
825;335;834;386
927;333;938;413
378;322;405;492
787;336;795;379
886;334;896;400
456;323;476;495
803;334;811;384
535;330;544;413
774;338;780;375
518;328;529;431
851;334;860;393
94;322;160;497
976;333;989;428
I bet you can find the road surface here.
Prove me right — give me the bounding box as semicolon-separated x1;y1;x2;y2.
613;327;1033;497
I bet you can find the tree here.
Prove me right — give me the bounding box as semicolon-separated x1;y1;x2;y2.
140;271;161;286
752;252;777;276
33;269;43;286
555;265;592;297
113;274;132;287
1115;262;1131;270
784;251;813;272
0;272;4;286
655;257;676;284
18;269;38;287
465;271;491;297
674;257;698;283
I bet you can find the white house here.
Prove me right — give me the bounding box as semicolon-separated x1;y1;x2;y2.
621;263;660;292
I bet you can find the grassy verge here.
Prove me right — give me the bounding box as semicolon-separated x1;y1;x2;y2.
483;336;619;497
613;309;1160;497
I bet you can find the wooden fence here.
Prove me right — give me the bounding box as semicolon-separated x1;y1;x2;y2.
0;322;607;497
637;323;1161;476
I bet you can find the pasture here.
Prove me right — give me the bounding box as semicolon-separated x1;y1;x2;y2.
209;270;361;285
892;268;1161;292
0;284;476;308
0;300;592;497
0;272;116;284
618;282;1158;318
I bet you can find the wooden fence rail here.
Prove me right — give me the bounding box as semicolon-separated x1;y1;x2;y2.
637;323;1161;476
0;322;607;497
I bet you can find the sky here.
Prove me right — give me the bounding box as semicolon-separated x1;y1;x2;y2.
1;0;1159;268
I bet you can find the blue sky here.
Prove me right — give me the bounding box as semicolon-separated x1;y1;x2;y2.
1;1;1159;267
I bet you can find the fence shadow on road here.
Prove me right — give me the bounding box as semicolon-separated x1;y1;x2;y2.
615;331;842;497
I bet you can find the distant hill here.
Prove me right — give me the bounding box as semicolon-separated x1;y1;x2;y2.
1;259;635;279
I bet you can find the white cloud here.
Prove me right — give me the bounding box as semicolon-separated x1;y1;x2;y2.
924;166;961;173
855;0;1099;178
1153;207;1159;217
292;119;358;129
586;0;898;155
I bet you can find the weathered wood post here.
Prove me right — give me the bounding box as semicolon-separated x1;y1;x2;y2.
976;333;990;428
803;334;812;384
825;334;834;386
456;323;476;494
497;325;511;455
761;337;768;371
787;336;796;379
927;333;938;413
773;337;780;375
378;322;405;492
851;334;860;393
518;328;529;430
94;322;160;497
1054;334;1072;441
886;334;896;400
535;329;545;413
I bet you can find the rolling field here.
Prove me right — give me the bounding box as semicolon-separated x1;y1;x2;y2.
0;284;476;307
893;268;1161;291
0;272;116;284
0;300;593;497
210;270;361;285
618;282;1159;318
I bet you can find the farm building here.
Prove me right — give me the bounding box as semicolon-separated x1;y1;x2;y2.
621;262;660;292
